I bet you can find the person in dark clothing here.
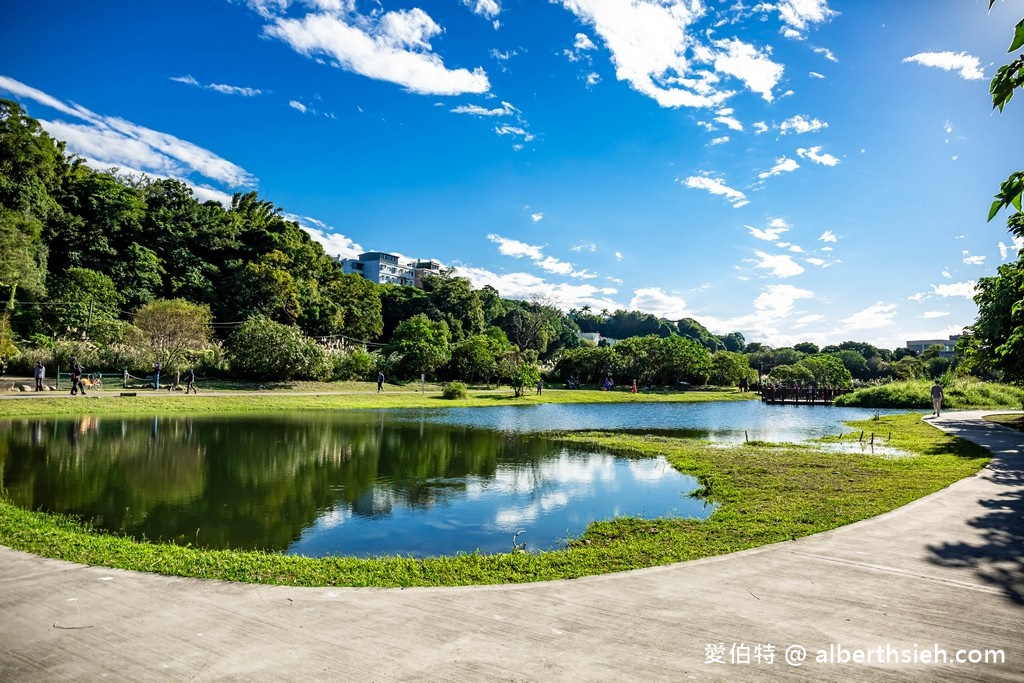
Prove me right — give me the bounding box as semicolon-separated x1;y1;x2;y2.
34;361;45;391
70;359;86;395
185;367;196;394
377;370;385;392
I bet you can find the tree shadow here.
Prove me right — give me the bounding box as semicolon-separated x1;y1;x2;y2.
926;421;1024;605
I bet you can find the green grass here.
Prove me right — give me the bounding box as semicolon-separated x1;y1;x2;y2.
0;384;755;418
0;411;990;587
835;378;1024;410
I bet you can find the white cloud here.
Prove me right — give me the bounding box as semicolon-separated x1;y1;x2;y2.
818;230;837;242
714;108;743;130
628;287;691;319
931;282;976;298
530;212;544;222
585;72;602;86
753;284;812;319
921;310;950;319
683;175;748;207
775;0;836;33
488;233;543;259
753;250;804;277
263;9;489;96
575;33;596;51
453;265;621;310
809;71;825;79
495;125;535;141
753;121;769;134
778;114;827;134
289;100;308;113
961;251;985;266
903;52;984;81
812;45;837;62
758;156;799;179
615;251;623;261
0;75;256;188
172;74;264;97
558;0;785;108
805;257;825;266
451;101;518;117
710;135;729;145
999;236;1024;260
710;37;785;102
572;241;597;253
487;233;591;278
745;221;789;241
287;213;364;259
797;145;839;166
463;0;500;19
843;302;897;330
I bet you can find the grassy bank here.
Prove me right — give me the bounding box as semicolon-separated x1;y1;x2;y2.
0;413;989;587
0;384;753;418
834;378;1024;410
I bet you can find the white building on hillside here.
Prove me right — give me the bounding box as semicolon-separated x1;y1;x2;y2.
340;251;447;287
905;335;962;356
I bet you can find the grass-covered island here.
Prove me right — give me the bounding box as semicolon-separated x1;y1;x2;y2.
0;387;999;587
835;378;1024;410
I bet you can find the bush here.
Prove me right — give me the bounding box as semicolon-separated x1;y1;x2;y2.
331;347;376;381
226;316;319;381
835;378;1024;410
441;381;468;399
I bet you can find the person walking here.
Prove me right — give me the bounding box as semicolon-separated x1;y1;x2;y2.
34;361;45;391
185;367;197;394
153;360;161;391
377;370;385;392
70;359;86;395
931;380;944;417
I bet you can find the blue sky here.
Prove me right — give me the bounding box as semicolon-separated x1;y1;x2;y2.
2;0;1022;350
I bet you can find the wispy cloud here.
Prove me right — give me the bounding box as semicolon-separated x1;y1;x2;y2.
842;301;897;329
998;236;1024;260
746;218;789;241
0;75;255;188
758;156;799;179
530;212;544;222
778;114;828;134
797;145;839;166
171;75;263;96
683;174;748;208
261;7;489;95
931;282;977;298
451;101;518;116
487;233;592;278
961;250;985;266
753;250;805;278
463;0;500;20
819;230;837;243
921;310;950;319
903;52;984;80
453;265;619;310
286;213;363;260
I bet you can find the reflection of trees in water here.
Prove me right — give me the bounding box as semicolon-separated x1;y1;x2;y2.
0;414;564;553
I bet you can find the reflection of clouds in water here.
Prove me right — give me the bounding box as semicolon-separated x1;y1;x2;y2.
626;458;676;483
319;506;352;530
495;505;539;528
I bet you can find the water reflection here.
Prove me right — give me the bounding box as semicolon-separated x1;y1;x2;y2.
0;412;708;558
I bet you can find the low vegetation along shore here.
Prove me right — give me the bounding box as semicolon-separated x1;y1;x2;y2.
0;387;995;587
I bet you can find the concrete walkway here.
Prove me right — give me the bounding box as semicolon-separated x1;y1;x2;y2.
1;411;1021;681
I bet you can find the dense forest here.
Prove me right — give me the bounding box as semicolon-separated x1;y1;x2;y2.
0;97;1015;389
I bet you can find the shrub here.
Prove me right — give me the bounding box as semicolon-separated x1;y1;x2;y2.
331;347;376;381
226;316;314;381
441;381;468;399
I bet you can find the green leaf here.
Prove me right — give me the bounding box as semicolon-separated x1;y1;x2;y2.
1010;19;1024;53
989;199;1004;222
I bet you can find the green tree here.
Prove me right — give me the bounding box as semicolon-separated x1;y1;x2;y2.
658;335;712;385
226;315;318;381
0;207;47;309
44;267;120;341
332;272;383;341
133;299;212;372
385;313;451;379
800;354;852;388
709;350;751;387
971;4;1024;381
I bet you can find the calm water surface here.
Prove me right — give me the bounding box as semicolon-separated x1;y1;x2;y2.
0;402;899;558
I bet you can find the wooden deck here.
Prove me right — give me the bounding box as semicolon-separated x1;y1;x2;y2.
759;387;851;405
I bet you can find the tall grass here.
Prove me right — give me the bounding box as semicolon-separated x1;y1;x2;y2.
835;378;1024;410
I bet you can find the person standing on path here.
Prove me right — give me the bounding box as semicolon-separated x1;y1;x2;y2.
153;360;161;391
34;361;45;391
931;380;944;417
185;367;197;394
377;370;385;392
